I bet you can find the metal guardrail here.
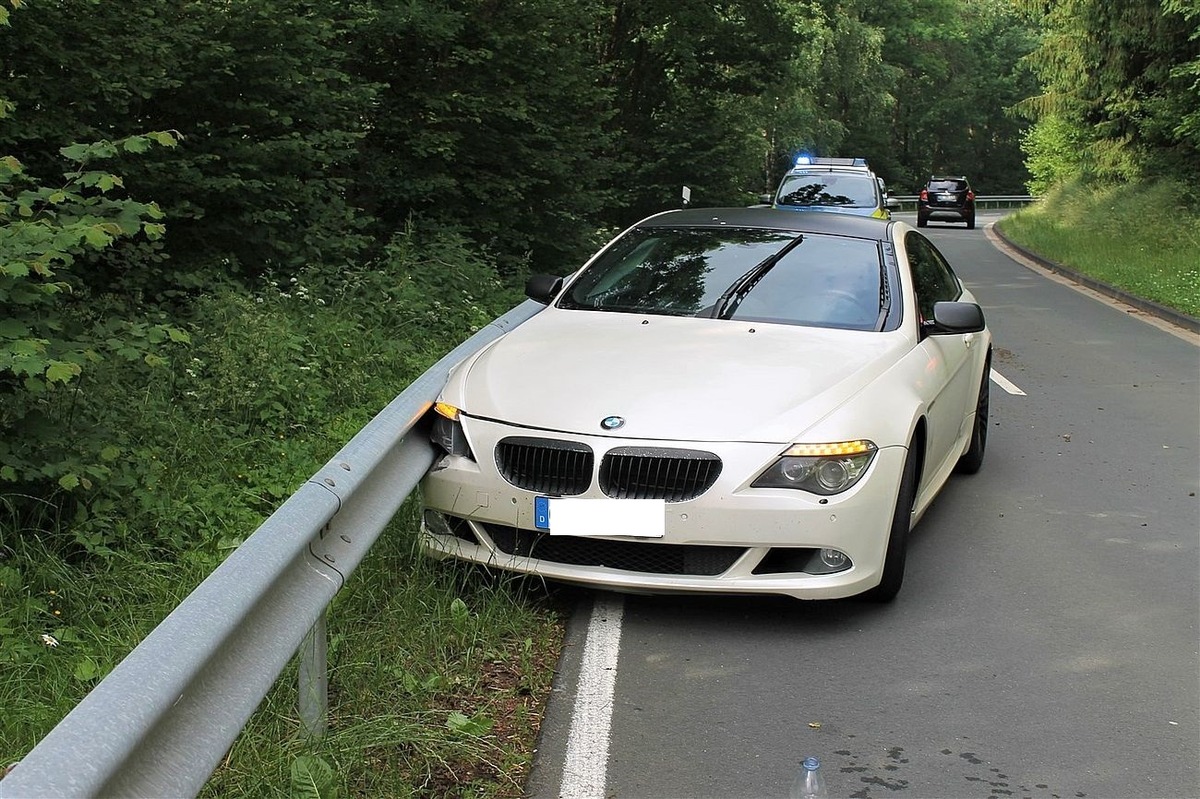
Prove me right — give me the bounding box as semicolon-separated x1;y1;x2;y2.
0;300;545;799
891;194;1038;211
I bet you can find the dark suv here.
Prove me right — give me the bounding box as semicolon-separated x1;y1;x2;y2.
918;176;975;229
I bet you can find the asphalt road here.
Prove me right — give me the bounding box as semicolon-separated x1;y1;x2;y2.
526;211;1200;799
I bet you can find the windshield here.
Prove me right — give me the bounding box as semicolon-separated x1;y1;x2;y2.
557;227;885;330
775;172;878;208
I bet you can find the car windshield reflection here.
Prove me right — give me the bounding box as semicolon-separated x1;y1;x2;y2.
775;174;878;208
557;227;886;330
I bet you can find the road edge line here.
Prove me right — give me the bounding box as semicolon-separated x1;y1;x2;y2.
559;593;624;799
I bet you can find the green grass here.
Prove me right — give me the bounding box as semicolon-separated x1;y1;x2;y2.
1;509;564;798
199;504;566;799
996;178;1200;318
0;528;225;779
1;227;563;797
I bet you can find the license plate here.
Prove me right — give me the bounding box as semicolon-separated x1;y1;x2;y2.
534;496;665;538
534;496;551;529
938;192;955;201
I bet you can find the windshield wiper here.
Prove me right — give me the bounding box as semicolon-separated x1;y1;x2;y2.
711;234;805;319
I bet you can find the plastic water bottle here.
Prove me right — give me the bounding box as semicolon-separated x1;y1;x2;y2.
789;755;828;799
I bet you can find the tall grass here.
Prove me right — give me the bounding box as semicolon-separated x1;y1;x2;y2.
0;226;564;797
997;178;1200;318
200;505;566;798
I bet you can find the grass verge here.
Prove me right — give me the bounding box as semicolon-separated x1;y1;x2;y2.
200;502;567;798
995;178;1200;319
1;226;565;797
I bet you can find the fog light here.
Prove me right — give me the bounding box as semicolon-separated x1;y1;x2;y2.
803;547;851;575
819;548;847;569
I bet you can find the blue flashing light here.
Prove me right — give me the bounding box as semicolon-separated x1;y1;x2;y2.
791;154;870;169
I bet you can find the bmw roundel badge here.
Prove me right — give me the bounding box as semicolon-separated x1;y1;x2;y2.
600;416;625;430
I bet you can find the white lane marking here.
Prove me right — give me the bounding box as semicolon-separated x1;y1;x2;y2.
991;368;1026;396
560;594;624;799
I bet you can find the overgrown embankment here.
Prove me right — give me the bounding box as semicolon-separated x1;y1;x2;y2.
0;227;565;798
997;180;1200;319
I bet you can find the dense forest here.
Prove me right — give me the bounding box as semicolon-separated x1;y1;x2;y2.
0;0;1049;517
2;0;1197;791
2;0;1197;607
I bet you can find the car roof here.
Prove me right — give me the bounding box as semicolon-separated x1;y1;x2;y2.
635;207;895;242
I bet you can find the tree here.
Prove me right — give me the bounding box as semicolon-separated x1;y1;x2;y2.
0;0;379;294
595;0;810;221
349;0;620;274
1016;0;1200;185
0;134;188;491
850;0;1036;193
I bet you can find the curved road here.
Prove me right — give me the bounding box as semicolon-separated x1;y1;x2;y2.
526;211;1200;799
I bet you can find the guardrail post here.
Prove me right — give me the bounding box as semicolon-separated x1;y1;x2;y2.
298;612;328;742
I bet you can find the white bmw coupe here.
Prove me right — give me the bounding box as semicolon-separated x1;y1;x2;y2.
420;207;991;601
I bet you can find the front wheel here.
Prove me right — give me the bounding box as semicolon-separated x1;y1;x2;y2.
955;351;991;474
862;443;919;603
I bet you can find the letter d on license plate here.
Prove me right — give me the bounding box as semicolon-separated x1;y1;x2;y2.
534;496;551;529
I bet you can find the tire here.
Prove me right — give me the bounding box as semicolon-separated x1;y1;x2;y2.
916;214;928;228
966;214;976;229
955;351;991;475
862;442;919;603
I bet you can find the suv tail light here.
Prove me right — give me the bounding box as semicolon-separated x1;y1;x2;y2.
919;189;928;201
966;190;975;201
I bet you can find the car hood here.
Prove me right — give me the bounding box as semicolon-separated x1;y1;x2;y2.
445;309;908;443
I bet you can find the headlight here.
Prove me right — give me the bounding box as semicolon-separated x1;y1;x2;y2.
751;440;877;495
430;402;472;458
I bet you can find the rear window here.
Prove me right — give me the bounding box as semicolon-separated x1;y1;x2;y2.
928;179;968;192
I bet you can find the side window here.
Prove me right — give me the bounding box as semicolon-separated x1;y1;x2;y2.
905;232;961;321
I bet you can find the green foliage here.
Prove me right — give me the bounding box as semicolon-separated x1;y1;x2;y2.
2;216;559;797
349;0;619;274
1022;115;1087;195
189;507;564;798
0;132;189;495
0;532;211;757
852;0;1038;193
1163;0;1200;151
447;710;495;737
0;0;380;291
290;755;340;799
998;178;1200;317
596;0;809;220
1015;0;1200;188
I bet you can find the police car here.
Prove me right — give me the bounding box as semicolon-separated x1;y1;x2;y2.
767;156;899;219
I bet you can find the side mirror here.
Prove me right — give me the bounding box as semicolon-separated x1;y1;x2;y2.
925;301;985;335
525;274;564;304
886;196;902;210
759;193;773;205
